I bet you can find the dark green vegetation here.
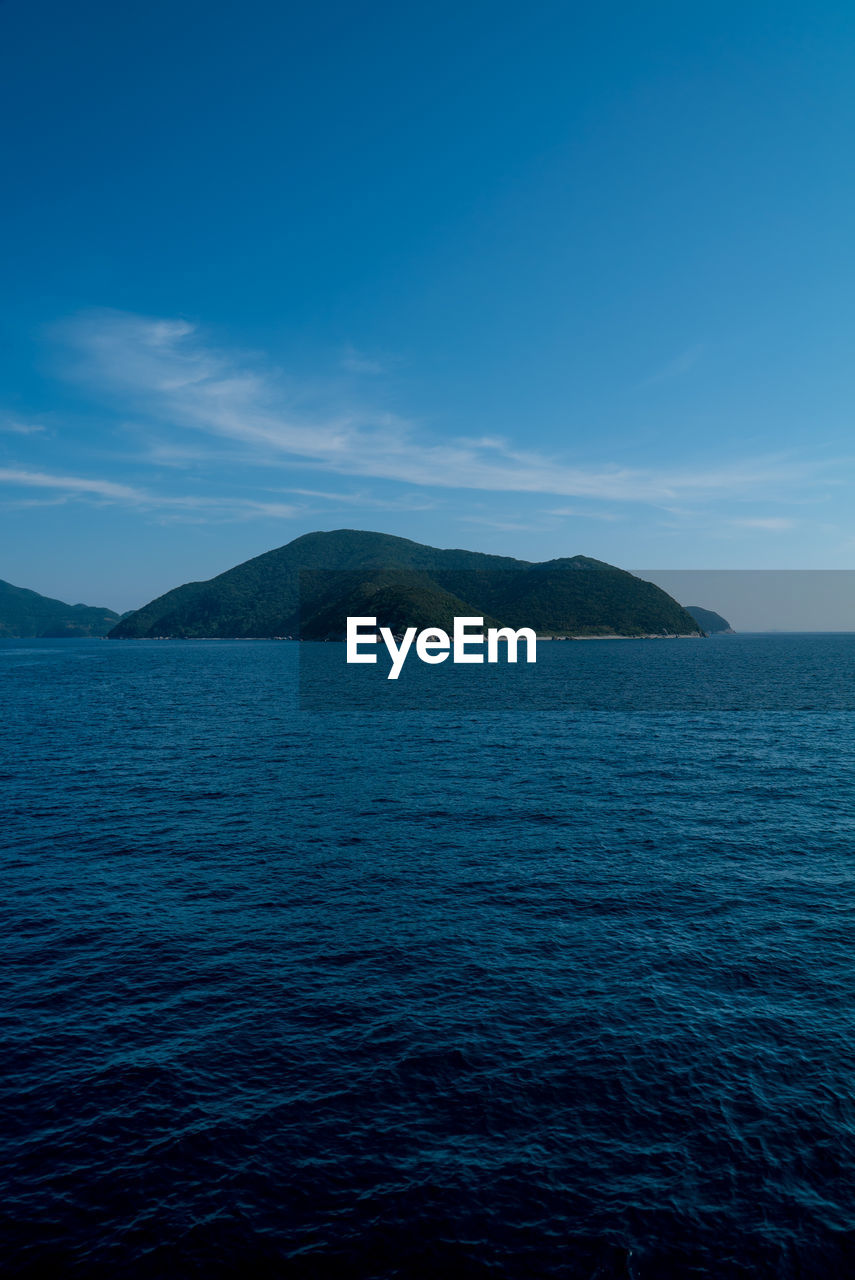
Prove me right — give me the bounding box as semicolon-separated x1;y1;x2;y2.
0;578;120;638
110;530;704;639
685;606;734;635
298;569;505;640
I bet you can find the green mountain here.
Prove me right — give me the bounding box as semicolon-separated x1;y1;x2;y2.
0;578;120;638
110;530;703;639
685;605;734;634
298;568;505;640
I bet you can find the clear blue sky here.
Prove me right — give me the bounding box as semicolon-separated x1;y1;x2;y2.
1;0;853;610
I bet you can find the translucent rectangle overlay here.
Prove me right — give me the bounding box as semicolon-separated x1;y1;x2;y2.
297;569;855;712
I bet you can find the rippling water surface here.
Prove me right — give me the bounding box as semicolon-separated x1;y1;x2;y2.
3;637;855;1277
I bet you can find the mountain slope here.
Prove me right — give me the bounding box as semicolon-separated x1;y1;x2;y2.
109;530;521;639
685;605;734;634
298;568;505;640
0;578;119;638
110;530;703;639
489;561;701;636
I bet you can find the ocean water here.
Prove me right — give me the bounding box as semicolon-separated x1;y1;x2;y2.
3;636;855;1278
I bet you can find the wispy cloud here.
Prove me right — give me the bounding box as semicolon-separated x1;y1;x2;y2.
641;344;706;387
727;517;796;531
283;486;438;511
0;467;146;501
547;506;621;521
341;344;386;375
0;495;72;511
152;497;301;524
0;416;46;435
460;515;548;533
0;466;301;522
51;310;838;508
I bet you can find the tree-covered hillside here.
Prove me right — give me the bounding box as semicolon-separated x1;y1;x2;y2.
109;530;704;639
0;579;119;638
685;606;734;634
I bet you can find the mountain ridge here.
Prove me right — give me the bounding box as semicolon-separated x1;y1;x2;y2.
0;578;120;638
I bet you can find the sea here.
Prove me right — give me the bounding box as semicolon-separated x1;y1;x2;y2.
3;634;855;1278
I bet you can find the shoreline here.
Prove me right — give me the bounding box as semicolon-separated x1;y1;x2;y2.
536;632;704;641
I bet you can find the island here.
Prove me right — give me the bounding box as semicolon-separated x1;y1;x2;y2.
108;529;706;641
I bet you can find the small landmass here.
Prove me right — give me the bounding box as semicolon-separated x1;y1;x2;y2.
685;606;735;635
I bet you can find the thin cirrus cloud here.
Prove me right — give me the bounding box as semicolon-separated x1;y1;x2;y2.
341;344;387;375
640;343;706;388
547;506;621;521
0;467;299;522
43;309;837;509
0;417;46;435
0;467;146;502
728;517;796;531
284;487;439;511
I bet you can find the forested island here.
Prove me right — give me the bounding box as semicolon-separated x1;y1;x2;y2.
108;530;705;640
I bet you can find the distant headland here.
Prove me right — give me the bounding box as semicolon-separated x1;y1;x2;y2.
685;605;735;635
0;578;120;639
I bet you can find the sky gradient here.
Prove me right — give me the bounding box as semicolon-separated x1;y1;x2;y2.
1;0;854;612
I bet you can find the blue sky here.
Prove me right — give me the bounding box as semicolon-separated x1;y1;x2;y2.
1;0;854;610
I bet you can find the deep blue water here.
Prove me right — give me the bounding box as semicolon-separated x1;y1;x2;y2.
3;636;855;1278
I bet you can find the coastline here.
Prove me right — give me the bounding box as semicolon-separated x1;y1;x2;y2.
536;632;705;640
